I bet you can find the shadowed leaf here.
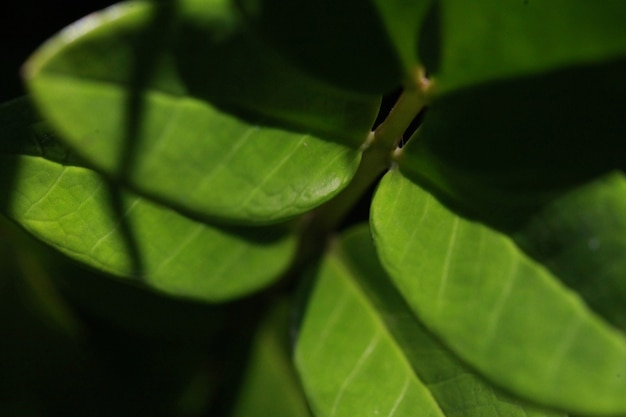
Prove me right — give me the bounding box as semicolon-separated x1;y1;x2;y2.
401;58;626;230
434;0;626;93
237;0;433;93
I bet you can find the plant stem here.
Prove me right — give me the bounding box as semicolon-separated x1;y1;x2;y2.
285;139;389;274
375;92;425;151
311;71;431;234
290;68;433;267
307;133;389;235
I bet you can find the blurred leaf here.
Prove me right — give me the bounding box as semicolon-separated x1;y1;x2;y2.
0;99;297;302
24;0;378;224
295;224;562;417
371;169;626;415
238;0;433;94
231;300;311;417
434;0;626;92
401;58;626;229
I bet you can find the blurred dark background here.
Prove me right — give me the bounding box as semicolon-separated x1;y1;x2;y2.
1;0;115;102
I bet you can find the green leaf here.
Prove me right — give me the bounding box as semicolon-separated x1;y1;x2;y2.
0;99;297;302
24;0;379;224
514;172;626;332
238;0;433;93
400;58;626;229
434;0;626;93
295;224;562;417
231;300;312;417
371;169;626;415
2;155;297;301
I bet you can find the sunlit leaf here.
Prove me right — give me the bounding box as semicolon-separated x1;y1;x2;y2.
296;224;562;417
0;99;297;302
371;169;626;415
2;156;297;301
24;0;379;224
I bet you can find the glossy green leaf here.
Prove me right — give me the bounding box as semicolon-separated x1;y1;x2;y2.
296;224;562;417
24;0;379;224
515;172;626;332
400;58;626;229
231;301;312;417
0;99;297;301
238;0;433;93
434;0;626;92
371;169;626;414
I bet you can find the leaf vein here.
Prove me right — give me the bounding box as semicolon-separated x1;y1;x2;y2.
331;332;382;417
387;375;410;417
483;249;521;347
154;224;205;273
238;134;308;208
192;125;258;198
22;167;68;218
437;216;460;312
89;197;141;256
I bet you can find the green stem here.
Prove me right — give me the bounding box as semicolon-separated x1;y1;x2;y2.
375;89;427;151
308;132;389;235
285;138;389;274
311;73;431;233
291;68;433;267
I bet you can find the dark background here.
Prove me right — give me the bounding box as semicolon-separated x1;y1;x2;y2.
1;0;115;102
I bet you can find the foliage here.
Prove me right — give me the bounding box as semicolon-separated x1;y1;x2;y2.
1;0;626;415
